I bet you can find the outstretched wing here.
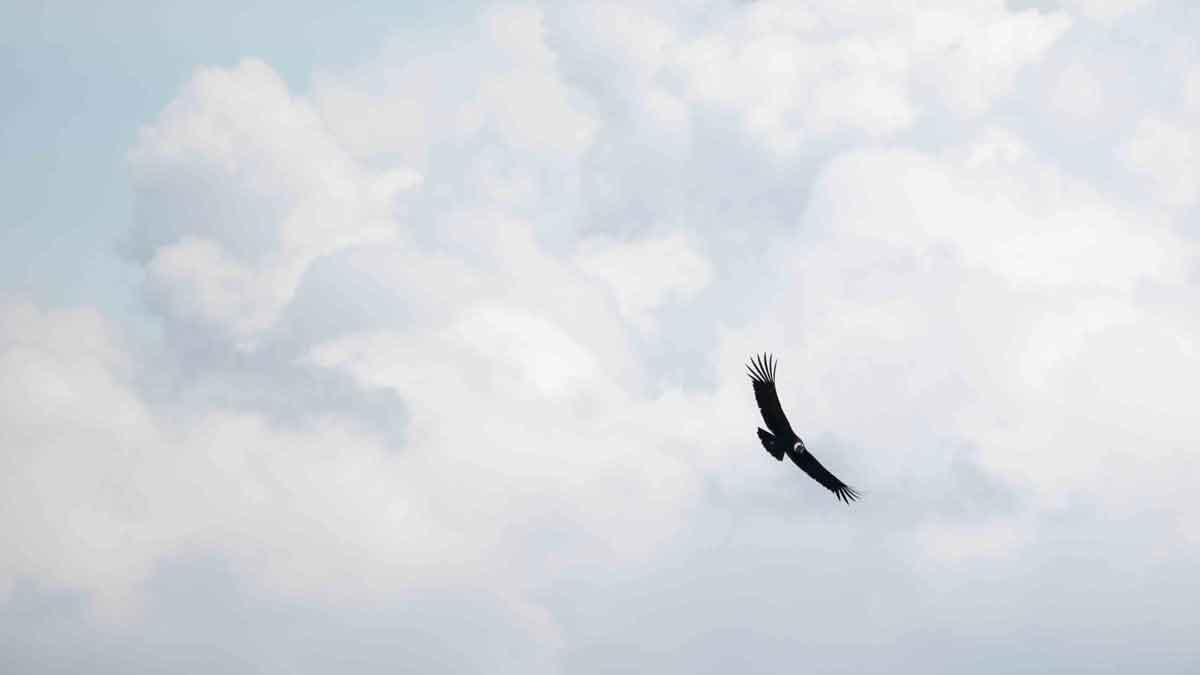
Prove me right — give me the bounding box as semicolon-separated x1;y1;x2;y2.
746;353;796;440
790;449;861;503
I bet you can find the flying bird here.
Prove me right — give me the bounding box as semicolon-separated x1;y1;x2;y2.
747;353;861;503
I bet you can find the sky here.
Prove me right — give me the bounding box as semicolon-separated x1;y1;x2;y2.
2;0;1199;672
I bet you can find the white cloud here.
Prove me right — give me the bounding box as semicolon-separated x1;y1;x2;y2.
306;318;703;569
452;304;602;399
0;296;580;624
7;1;1200;671
1120;116;1200;208
907;6;1072;116
313;3;597;168
0;298;161;619
809;129;1186;292
575;232;711;332
551;1;1069;153
1048;61;1107;126
916;514;1034;564
673;11;916;147
1061;0;1151;23
477;4;600;159
128;59;418;347
1185;63;1200;111
1;220;713;627
766;128;1199;516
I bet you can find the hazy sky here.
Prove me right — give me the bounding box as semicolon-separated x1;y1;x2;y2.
3;1;1199;672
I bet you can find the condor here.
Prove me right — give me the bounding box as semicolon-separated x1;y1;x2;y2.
747;353;861;504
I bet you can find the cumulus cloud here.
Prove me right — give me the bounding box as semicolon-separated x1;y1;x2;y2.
1061;0;1151;23
1185;63;1200;111
5;21;709;633
5;1;1200;673
1121;116;1200;207
313;3;597;168
127;60;419;348
0;298;158;618
0;297;450;620
548;1;1069;153
575;232;712;332
772;128;1197;511
1048;61;1107;126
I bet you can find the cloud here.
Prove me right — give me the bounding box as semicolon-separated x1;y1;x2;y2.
575;232;712;332
0;295;570;628
313;3;597;168
5;1;1200;672
1186;63;1200;111
1120;116;1200;207
0;298;161;619
548;1;1069;153
127;59;419;348
1047;61;1107;126
1061;0;1151;23
763;127;1199;518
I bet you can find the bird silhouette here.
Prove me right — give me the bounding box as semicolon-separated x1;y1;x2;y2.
747;353;861;503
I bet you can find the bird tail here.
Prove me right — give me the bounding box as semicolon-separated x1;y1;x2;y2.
757;428;785;461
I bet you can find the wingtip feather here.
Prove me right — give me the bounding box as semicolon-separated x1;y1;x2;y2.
746;352;779;384
829;483;863;504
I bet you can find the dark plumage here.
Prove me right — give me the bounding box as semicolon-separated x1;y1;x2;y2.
747;353;861;503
